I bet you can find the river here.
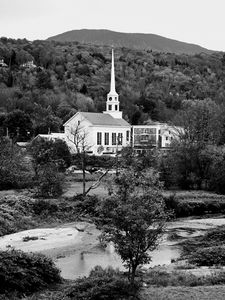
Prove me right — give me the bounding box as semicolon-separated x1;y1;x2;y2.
0;217;224;279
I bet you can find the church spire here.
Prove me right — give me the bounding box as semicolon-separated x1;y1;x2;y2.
103;48;122;119
110;48;116;94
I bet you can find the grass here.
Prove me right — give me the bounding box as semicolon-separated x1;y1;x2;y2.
18;272;225;300
140;285;225;300
164;190;225;217
63;173;110;198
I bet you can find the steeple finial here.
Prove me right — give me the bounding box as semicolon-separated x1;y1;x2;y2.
110;48;116;94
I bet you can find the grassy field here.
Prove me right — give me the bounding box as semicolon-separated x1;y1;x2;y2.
141;286;225;300
63;174;110;198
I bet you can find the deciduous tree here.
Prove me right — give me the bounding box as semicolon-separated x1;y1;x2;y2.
99;167;167;284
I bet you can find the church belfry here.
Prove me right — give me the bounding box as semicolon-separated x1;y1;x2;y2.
103;49;122;119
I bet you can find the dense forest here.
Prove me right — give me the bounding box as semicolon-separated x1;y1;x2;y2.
0;37;225;141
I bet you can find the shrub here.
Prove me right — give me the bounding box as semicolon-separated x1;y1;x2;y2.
32;199;58;215
189;246;225;266
72;194;100;216
30;138;71;172
72;154;116;169
0;195;36;236
65;266;140;300
144;269;225;287
0;137;33;190
36;162;64;198
0;249;61;296
164;192;225;217
181;225;225;266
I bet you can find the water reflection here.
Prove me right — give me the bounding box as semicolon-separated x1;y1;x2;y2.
56;242;180;280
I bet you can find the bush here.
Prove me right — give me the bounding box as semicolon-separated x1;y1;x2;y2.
0;249;61;296
72;194;100;216
0;194;36;236
144;269;225;287
30;138;71;172
189;246;225;266
72;154;116;169
65;266;140;300
0;137;33;190
181;225;225;266
36;162;64;198
32;199;58;215
164;192;225;217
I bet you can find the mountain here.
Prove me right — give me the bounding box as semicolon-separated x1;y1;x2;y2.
47;29;213;55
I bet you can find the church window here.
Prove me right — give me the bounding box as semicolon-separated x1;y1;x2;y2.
105;132;109;145
78;121;80;126
115;105;118;111
118;133;123;145
126;130;130;141
109;97;112;101
112;133;117;145
97;132;102;145
115;97;117;100
108;104;112;110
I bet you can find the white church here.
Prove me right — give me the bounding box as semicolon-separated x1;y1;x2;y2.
34;49;180;155
38;49;131;155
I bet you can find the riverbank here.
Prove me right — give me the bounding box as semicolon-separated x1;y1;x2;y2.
1;217;225;280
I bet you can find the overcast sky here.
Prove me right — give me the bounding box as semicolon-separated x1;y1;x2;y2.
0;0;225;51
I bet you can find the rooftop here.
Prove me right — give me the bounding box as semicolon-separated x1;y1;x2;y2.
64;112;130;127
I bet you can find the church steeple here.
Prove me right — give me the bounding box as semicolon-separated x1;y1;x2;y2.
110;48;116;94
104;48;122;119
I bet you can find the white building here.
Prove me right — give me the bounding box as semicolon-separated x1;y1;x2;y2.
63;49;131;155
32;49;182;155
21;60;37;69
132;122;182;153
0;59;7;67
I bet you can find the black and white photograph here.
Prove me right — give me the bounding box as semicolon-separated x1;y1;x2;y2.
1;0;225;299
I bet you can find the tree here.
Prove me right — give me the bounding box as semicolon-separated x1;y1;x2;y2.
34;114;62;135
69;123;92;195
29;138;71;173
36;162;64;197
36;69;52;89
164;99;224;189
4;109;33;141
0;136;31;189
98;167;167;284
173;99;222;145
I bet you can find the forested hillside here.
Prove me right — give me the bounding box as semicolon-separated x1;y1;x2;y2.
0;37;225;141
47;29;213;55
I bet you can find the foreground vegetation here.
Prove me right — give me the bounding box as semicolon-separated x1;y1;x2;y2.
181;225;225;266
6;267;225;300
0;249;61;298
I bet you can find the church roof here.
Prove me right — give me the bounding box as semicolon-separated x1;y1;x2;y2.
81;112;130;127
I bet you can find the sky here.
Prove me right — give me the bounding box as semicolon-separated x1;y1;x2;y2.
0;0;225;51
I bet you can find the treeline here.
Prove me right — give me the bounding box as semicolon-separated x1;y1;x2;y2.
0;37;225;140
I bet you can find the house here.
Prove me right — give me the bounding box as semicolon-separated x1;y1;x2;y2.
132;122;182;154
63;49;131;155
33;133;66;142
0;59;8;67
21;60;37;69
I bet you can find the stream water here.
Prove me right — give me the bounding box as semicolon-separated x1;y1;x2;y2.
1;217;225;280
56;240;181;279
55;217;225;279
